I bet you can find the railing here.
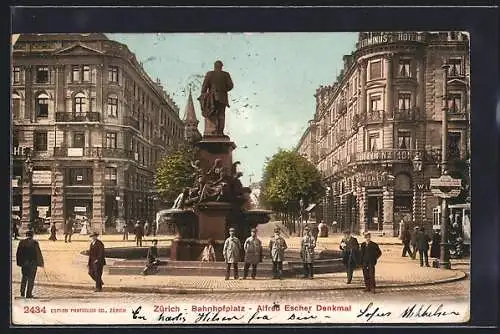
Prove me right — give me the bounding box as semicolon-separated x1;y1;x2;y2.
352;149;424;163
393;108;417;121
124;116;139;129
447;109;468;120
55;112;100;122
366;110;383;123
53;147;135;159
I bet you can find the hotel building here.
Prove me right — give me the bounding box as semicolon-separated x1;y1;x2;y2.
296;32;470;236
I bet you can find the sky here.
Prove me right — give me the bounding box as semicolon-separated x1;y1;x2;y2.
108;33;358;185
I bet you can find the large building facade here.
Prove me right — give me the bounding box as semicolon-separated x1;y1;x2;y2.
296;32;470;236
11;33;185;232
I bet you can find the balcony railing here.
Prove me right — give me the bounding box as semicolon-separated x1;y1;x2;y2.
352;149;423;163
393;108;417;121
366;110;383;123
124;116;139;129
55;112;100;122
53;147;135;159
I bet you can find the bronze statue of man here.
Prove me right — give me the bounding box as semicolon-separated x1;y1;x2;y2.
198;60;234;136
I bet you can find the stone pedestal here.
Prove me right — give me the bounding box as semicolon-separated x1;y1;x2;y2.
196;136;236;172
196;202;232;241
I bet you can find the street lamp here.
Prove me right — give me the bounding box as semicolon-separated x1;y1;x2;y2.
439;63;451;269
23;148;34;231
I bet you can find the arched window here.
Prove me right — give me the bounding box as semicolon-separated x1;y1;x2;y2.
107;94;118;117
74;92;86;114
36;92;49;117
12;92;21;119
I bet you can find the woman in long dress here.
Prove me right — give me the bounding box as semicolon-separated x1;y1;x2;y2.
201;239;216;262
80;219;89;235
48;222;57;241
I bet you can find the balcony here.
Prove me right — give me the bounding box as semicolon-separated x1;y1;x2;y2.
393;108;417;121
352;149;424;163
53;147;135;159
447;108;468;121
55;112;100;122
366;110;383;123
124;116;139;129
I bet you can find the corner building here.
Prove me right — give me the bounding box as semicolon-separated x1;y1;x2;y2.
12;34;185;232
296;32;470;236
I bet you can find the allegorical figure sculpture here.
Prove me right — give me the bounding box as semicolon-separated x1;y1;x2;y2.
198;60;234;136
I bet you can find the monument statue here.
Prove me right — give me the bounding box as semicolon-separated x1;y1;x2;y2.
198;60;234;136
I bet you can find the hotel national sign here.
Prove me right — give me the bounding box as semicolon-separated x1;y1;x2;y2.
357;33;423;49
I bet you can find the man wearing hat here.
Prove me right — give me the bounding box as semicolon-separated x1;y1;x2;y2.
300;225;316;279
88;232;106;292
359;232;382;293
410;226;419;260
16;230;44;298
243;228;263;279
134;220;144;247
340;229;360;284
223;227;242;280
269;227;288;279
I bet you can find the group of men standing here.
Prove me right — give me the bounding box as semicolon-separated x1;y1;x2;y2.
339;230;382;293
401;226;440;267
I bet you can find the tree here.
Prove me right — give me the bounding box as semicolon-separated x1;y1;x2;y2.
260;149;325;234
154;144;197;205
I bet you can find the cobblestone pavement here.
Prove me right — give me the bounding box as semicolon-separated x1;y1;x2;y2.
12;263;469;304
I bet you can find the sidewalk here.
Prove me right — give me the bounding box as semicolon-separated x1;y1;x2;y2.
11;234;467;295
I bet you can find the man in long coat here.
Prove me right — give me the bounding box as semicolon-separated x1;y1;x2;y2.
64;216;74;243
223;227;241;280
340;230;360;284
269;227;288;279
300;225;316;279
416;227;431;267
360;232;382;293
88;231;106;292
134;221;144;247
401;226;413;257
410;226;419;259
16;230;44;298
198;60;234;136
243;228;263;279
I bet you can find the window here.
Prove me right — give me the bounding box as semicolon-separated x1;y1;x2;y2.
73;132;85;148
398;93;411;111
368;133;380;151
36;66;49;83
397;130;411;149
13;130;21;147
72;65;80;82
107;95;118;117
35;93;49;117
448;132;461;159
67;168;93;185
399;59;411;77
74;92;86;113
448;93;463;113
369;95;382;111
369;60;382;80
108;66;119;83
82;65;90;81
12;93;21;118
448;59;463;77
105;132;117;148
13;67;21;83
105;167;117;184
34;131;48;151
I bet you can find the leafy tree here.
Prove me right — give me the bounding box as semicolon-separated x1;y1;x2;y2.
260;149;325;234
154;144;197;205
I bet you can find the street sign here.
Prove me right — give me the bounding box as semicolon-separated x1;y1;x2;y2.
431;188;461;198
430;175;462;188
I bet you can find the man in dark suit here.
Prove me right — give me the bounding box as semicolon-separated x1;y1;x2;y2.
340;230;360;284
360;232;382;293
88;231;106;292
64;216;74;243
16;230;44;298
416;227;431;267
134;220;144;247
401;226;413;257
199;60;234;136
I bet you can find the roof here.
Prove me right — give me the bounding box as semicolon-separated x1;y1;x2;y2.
183;89;198;123
17;33;109;42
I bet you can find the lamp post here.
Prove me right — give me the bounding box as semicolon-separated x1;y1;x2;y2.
23;148;34;231
439;63;451;269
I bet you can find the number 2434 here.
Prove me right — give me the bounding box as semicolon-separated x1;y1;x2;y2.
24;306;46;313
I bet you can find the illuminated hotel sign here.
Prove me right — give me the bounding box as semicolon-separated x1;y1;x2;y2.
357;33;423;49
